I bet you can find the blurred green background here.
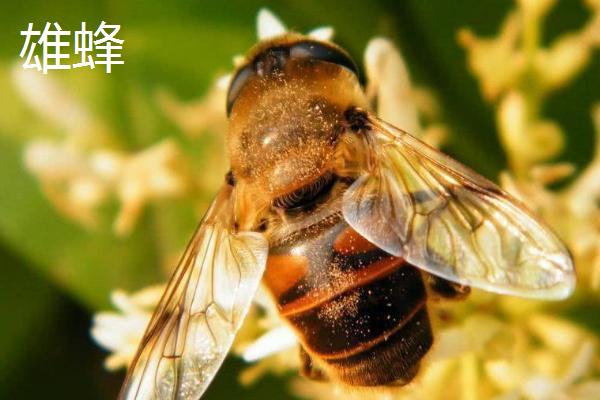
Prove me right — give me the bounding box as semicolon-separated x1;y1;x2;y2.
0;1;599;399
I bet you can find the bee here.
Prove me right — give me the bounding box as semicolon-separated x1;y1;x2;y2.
119;32;575;399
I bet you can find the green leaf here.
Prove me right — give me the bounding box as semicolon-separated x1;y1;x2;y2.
0;244;59;379
0;246;124;399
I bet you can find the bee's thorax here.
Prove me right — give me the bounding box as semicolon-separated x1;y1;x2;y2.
227;54;367;201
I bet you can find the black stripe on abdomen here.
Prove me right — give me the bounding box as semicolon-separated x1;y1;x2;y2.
287;264;433;385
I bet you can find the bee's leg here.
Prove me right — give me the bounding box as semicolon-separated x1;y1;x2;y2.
424;273;470;301
299;346;328;382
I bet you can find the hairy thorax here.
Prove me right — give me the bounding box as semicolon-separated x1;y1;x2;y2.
227;58;367;200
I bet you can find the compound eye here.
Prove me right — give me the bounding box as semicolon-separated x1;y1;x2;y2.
226;64;254;116
290;41;358;75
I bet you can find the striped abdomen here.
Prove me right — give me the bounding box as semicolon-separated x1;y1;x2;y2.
264;213;433;386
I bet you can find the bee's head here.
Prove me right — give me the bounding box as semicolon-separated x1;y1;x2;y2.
226;34;360;116
226;34;367;200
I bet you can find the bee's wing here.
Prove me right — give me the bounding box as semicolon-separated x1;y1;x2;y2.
342;115;575;299
119;185;268;400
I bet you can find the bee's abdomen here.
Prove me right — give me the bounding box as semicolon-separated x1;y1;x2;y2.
265;217;433;386
292;265;431;386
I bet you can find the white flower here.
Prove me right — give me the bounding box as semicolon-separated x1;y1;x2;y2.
91;286;164;370
23;136;191;234
16;60;200;235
